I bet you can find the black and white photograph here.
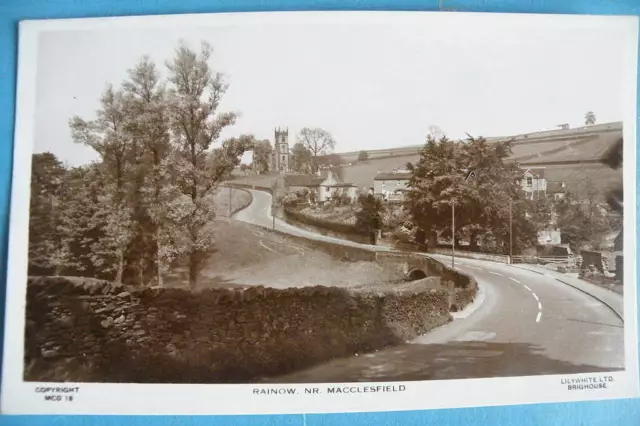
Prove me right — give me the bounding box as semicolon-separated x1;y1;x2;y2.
1;11;638;415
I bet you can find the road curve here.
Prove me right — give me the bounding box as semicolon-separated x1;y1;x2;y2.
234;189;624;381
233;188;393;251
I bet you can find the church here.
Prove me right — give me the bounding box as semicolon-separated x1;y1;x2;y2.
270;127;290;173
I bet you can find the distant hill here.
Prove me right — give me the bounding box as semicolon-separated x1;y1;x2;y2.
323;122;624;198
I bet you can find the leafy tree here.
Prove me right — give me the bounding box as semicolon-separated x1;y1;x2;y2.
28;153;67;275
291;142;312;173
69;84;134;283
252;139;272;173
555;178;614;251
529;195;554;230
121;56;173;286
297;127;336;172
166;41;252;289
406;134;537;254
355;194;383;245
585;111;596;126
357;150;369;162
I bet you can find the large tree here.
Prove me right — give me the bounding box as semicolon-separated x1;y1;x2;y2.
69;85;134;283
166;41;248;289
291;142;312;173
357;150;369;162
585;111;596;126
406;134;537;254
252;139;272;173
28;153;67;275
355;194;383;245
297;127;336;172
121;56;175;286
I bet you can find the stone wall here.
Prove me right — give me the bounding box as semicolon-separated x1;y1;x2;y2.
25;276;452;384
282;207;370;245
427;247;510;264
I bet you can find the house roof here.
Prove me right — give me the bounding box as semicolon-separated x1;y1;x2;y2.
374;172;412;181
523;168;547;180
284;174;326;187
328;183;356;188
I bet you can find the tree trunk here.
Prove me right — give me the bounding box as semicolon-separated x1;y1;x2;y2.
428;231;438;249
188;255;198;290
156;228;164;287
469;231;479;251
115;247;124;283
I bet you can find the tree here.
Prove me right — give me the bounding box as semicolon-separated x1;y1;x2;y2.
585;111;596;126
357;150;369;162
252;140;272;173
121;55;173;286
28;153;67;275
355;194;383;245
166;41;250;289
406;134;537;254
290;142;312;173
297;127;336;172
529;195;554;231
69;84;134;283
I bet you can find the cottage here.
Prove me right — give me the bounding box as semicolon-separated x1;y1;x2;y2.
373;169;411;201
283;170;357;203
520;168;547;200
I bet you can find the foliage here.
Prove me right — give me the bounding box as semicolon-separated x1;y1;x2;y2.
405;134;538;254
296;127;336;172
291;142;312;173
252;140;272;173
554;183;616;251
585;111;596;126
32;42;253;289
357;151;369;162
355;194;383;235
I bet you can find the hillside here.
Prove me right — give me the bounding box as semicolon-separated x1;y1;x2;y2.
232;122;623;199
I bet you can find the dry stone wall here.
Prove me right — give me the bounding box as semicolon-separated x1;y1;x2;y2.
25;276;452;384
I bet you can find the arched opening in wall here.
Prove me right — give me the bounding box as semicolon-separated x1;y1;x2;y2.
406;269;427;281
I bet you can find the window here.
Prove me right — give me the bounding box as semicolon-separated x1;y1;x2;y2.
282;155;285;162
526;177;533;186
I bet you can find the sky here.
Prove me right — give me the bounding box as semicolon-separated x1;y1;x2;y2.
33;13;637;166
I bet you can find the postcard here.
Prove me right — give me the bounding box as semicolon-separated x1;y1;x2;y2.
1;11;638;415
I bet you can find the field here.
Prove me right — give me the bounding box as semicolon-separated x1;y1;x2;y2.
164;218;402;290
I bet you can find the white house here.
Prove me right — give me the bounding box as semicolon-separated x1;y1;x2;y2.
284;170;357;203
373;169;411;201
520;168;547;200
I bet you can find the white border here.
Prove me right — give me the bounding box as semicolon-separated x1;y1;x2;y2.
1;11;639;415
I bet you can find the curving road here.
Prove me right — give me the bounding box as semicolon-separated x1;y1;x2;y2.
233;188;394;251
234;189;624;381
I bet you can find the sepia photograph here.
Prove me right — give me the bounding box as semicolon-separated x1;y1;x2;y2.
1;11;638;415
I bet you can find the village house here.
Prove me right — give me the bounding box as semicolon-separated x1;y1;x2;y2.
283;170;357;203
519;168;547;200
373;169;412;202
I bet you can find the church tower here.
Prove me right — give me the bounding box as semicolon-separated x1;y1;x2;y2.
272;127;290;173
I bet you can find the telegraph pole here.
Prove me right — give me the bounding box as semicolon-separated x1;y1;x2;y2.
452;200;455;269
228;185;232;217
509;198;513;264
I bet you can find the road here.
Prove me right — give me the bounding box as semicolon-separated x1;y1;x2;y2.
234;189;625;381
233;188;394;252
